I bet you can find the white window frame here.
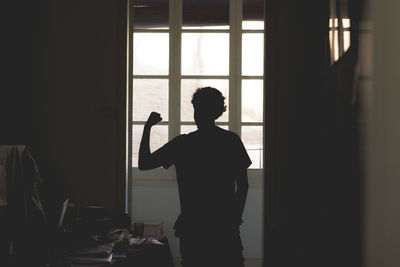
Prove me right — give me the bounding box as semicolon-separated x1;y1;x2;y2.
127;0;264;189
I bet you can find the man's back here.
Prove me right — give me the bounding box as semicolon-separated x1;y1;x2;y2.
139;87;250;266
169;126;249;228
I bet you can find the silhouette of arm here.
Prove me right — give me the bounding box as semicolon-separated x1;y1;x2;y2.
138;112;163;170
234;168;249;225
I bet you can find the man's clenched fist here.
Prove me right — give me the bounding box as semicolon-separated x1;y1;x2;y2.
145;112;162;127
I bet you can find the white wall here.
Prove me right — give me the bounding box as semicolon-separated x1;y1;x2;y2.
364;1;400;266
132;185;263;260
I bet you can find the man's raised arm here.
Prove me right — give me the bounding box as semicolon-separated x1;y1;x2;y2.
138;112;162;170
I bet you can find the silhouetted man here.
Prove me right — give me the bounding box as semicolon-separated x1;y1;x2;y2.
139;87;251;267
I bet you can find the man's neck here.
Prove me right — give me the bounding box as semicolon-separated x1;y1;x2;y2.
197;123;216;131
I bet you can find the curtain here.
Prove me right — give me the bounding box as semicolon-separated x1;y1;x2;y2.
264;0;363;266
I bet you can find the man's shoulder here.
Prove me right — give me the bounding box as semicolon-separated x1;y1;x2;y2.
176;127;240;144
171;133;189;143
216;127;240;140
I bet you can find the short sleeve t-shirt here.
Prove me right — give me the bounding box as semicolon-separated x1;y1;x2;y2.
151;126;251;229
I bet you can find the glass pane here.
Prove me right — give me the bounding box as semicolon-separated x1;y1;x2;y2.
343;30;351;53
132;125;168;167
333;30;339;61
181;79;229;122
242;126;263;169
182;33;229;75
342;18;351;28
132;0;169;29
133;79;168;121
183;0;229;29
242;33;264;76
243;0;264;30
242;80;263;122
329;29;340;63
181;125;198;134
133;33;169;75
330;18;339;27
329;30;334;63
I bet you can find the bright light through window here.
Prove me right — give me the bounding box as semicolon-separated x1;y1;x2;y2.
329;18;351;64
129;0;264;169
181;33;229;76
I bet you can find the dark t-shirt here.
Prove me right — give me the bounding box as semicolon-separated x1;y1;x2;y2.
152;126;251;234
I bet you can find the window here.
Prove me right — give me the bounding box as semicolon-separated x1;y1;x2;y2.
128;0;264;184
329;0;351;64
329;18;351;63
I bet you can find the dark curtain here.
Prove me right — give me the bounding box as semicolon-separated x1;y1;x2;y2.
324;0;363;265
264;0;363;266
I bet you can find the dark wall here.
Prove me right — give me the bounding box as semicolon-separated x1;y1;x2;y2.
9;0;127;213
32;0;127;213
1;1;37;144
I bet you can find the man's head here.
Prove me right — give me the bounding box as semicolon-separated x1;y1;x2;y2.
191;87;227;128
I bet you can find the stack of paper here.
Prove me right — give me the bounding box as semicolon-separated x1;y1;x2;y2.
67;242;114;264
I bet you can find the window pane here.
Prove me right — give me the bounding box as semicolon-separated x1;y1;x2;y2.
329;18;339;27
132;0;169;29
182;33;229;75
183;0;229;29
342;18;351;28
242;33;264;76
242;126;263;169
132;125;168;167
329;30;334;63
333;30;339;61
181;125;198;134
242;80;263;122
133;33;169;75
344;30;351;52
181;79;229;122
133;79;168;121
243;0;264;30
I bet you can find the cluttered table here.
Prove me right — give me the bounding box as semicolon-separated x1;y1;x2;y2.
0;146;174;267
53;229;174;267
49;205;174;267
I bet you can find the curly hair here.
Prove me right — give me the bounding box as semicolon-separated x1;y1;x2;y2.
191;87;227;120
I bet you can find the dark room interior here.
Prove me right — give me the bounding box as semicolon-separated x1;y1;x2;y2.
1;0;399;267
